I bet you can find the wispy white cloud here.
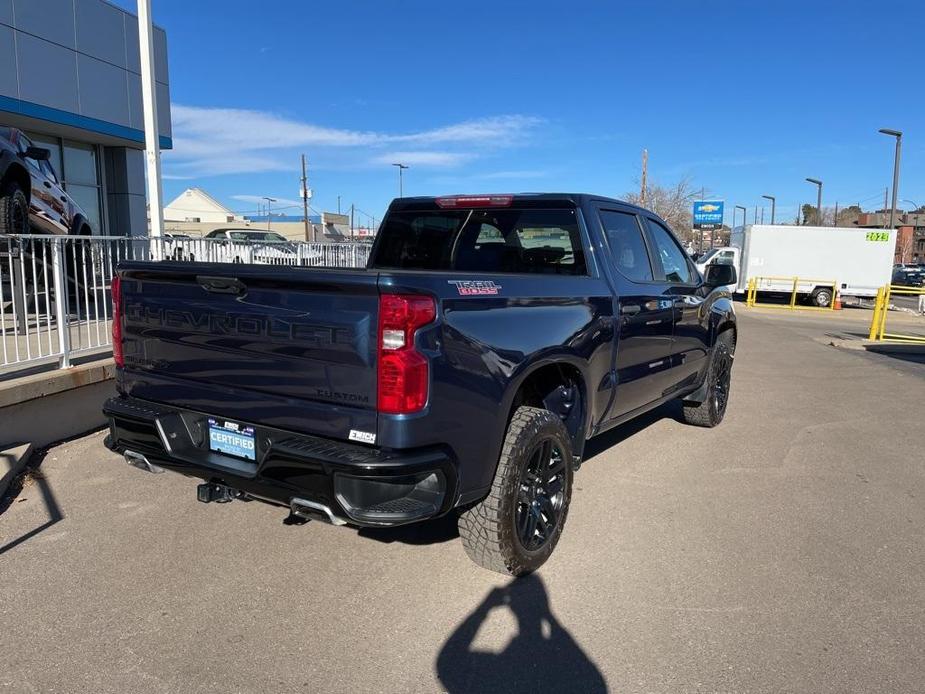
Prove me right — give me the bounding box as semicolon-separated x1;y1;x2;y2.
230;194;304;208
369;151;474;167
164;104;544;177
477;169;549;180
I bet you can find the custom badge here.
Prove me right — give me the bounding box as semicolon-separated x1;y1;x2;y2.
448;280;502;296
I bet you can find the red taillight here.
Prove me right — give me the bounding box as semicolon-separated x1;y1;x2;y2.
435;195;513;209
377;293;436;414
111;274;124;367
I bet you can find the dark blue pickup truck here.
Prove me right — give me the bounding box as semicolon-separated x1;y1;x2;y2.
103;193;737;575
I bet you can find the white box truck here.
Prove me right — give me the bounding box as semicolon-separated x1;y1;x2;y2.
695;225;896;307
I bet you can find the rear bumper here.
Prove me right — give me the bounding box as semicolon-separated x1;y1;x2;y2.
103;396;457;527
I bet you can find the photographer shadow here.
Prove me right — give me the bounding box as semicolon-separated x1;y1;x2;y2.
436;573;606;693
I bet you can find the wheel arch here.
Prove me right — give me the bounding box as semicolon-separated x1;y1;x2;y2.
1;161;31;201
69;214;90;235
503;356;590;460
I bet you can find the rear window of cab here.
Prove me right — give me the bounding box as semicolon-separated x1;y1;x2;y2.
372;208;586;275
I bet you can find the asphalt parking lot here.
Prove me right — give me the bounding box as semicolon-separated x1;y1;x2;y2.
2;307;924;693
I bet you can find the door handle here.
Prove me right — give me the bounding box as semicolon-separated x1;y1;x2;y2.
60;196;67;202
620;304;640;316
43;181;52;188
197;275;246;295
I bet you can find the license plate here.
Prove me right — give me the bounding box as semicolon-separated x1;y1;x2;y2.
208;418;256;461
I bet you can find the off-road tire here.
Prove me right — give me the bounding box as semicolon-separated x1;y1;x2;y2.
0;184;28;235
458;406;574;576
682;329;735;428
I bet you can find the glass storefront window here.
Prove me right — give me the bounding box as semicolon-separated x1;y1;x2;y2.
62;140;99;186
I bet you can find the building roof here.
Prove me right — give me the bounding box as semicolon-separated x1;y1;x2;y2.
165;188;234;214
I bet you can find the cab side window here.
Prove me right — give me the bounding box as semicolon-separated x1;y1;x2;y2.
599;210;653;283
646;218;692;284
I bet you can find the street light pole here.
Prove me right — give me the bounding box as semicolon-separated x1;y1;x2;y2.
879;128;903;231
734;205;747;231
806;178;822;225
262;196;276;231
137;0;164;242
392;163;409;198
761;195;776;224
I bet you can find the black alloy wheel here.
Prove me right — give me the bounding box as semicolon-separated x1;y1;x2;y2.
516;438;567;552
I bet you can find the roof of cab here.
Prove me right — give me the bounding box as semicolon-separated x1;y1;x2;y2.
388;193;651;215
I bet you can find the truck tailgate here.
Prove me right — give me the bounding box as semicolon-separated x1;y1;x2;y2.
118;263;379;440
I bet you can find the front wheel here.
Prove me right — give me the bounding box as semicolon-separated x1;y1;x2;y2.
682;329;735;428
458;406;573;576
0;184;29;235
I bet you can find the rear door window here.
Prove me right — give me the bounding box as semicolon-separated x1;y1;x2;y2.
598;210;653;283
373;208;586;275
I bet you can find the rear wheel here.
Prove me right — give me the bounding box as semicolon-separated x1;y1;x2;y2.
682;329;735;428
0;184;29;235
810;286;832;307
458;406;573;576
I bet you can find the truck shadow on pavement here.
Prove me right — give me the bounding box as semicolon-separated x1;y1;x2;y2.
435;573;607;693
0;449;64;556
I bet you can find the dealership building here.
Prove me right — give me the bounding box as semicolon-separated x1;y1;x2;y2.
0;0;171;236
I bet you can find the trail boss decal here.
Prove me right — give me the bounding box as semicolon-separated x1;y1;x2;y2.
448;280;502;296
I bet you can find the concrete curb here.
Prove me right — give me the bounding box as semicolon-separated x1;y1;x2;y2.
1;442;33;499
824;337;925;355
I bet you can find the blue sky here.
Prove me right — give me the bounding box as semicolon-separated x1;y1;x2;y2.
115;0;925;226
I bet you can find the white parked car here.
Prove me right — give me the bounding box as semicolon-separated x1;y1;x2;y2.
203;228;301;265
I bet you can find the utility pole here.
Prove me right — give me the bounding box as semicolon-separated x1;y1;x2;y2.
834;202;839;227
350;204;355;241
337;195;341;214
640;149;648;205
754;205;758;224
301;154;310;242
137;0;164;242
760;208;764;224
883;188;889;228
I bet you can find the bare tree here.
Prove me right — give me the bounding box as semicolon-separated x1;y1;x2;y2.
624;176;704;244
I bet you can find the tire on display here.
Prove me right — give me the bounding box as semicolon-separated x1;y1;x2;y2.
682;329;735;428
458;406;573;576
0;184;29;235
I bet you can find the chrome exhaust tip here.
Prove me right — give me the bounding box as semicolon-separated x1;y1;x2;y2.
290;497;348;526
123;449;164;474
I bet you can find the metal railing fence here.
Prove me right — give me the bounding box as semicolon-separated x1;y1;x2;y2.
0;234;371;374
745;276;839;311
868;284;925;343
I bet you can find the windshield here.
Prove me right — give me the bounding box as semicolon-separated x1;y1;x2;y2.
372;207;586;275
228;231;288;242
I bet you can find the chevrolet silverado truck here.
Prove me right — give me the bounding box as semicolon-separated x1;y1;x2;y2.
103;194;738;575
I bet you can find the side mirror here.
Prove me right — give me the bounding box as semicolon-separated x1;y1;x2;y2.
24;146;51;161
704;263;737;288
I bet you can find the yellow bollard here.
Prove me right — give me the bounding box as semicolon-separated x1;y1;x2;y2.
789;277;798;309
868;287;883;340
878;285;891;340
